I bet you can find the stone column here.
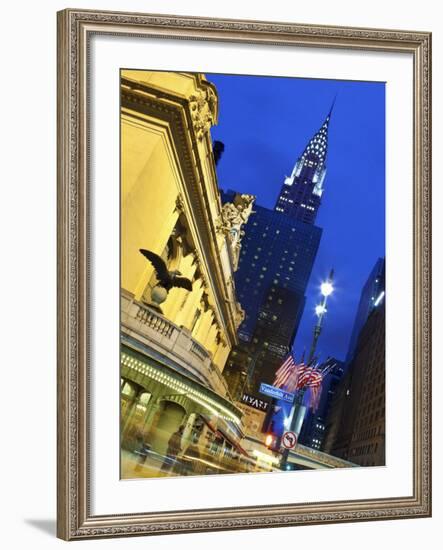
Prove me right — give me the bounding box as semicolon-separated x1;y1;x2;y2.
121;384;142;437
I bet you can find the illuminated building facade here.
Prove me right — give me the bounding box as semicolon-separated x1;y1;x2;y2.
120;70;255;473
227;201;322;346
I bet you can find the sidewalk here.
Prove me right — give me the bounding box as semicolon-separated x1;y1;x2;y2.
121;449;178;479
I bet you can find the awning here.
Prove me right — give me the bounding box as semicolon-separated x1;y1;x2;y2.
198;414;249;456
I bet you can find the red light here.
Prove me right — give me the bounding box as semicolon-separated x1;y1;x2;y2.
265;434;274;447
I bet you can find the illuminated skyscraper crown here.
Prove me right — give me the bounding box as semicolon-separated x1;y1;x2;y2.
299;111;331;168
274;101;334;225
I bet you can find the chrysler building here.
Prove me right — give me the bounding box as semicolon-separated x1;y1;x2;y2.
275;104;333;225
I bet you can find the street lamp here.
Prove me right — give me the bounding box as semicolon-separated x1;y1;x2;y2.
308;269;334;363
320;280;334;297
280;269;335;470
241;347;265;395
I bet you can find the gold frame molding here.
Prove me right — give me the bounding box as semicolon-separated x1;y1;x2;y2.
57;8;432;541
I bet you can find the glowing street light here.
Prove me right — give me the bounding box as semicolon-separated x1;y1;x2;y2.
308;268;334;363
320;281;334;297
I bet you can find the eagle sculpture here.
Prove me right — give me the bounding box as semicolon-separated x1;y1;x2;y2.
139;249;193;292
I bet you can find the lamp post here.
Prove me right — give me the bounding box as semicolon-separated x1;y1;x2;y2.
308;269;334;363
245;346;266;392
280;269;334;469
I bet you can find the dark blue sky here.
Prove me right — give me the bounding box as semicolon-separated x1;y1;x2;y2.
207;73;385;362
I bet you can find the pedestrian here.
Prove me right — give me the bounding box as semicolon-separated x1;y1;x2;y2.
161;425;184;474
134;430;152;473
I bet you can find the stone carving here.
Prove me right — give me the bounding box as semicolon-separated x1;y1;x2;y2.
188;87;217;140
174;194;185;213
139;249;193;312
220;194;256;270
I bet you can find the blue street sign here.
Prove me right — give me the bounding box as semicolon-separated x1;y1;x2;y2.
259;383;295;403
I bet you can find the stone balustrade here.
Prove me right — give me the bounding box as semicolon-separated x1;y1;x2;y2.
121;291;229;397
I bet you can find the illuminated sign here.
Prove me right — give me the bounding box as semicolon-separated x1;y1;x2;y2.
259;383;294;403
240;393;270;412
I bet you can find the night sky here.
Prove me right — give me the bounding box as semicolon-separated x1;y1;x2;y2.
207;73;385;363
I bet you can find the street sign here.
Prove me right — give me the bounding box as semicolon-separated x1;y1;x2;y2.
282;431;298;450
259;383;294;403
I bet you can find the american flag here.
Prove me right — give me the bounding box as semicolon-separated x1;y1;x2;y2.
273;355;298;389
273;356;313;393
296;361;319;389
304;361;336;410
273;356;336;407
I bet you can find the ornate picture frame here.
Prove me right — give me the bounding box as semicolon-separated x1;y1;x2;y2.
57;8;431;540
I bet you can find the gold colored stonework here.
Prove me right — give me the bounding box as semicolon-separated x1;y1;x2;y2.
189;86;218;140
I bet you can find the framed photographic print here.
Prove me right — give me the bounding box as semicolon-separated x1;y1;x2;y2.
57;8;431;540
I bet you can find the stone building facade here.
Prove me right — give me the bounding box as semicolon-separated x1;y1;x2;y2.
120;70;254;475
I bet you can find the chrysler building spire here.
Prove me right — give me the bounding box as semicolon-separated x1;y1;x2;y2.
275;102;334;225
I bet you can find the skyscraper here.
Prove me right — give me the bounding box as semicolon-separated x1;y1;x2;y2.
322;300;385;466
228;201;322;346
222;106;333;397
346;257;385;363
235;205;321;390
274;107;332;224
